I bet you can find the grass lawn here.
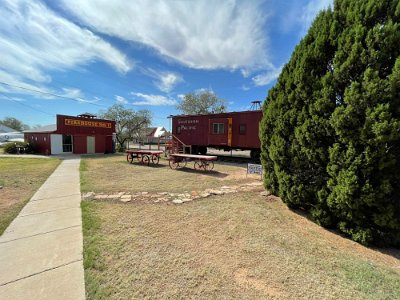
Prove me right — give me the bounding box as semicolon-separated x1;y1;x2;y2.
81;155;400;299
0;157;60;234
80;154;257;194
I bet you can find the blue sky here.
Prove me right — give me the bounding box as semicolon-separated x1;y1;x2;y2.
0;0;332;129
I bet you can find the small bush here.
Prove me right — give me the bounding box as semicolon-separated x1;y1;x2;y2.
116;144;126;152
3;142;34;154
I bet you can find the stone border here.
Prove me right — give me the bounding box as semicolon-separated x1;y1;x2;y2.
82;182;267;204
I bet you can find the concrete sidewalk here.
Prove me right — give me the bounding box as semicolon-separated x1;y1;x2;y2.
0;156;85;299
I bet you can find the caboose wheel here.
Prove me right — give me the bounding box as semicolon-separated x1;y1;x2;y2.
250;149;261;160
126;154;133;163
198;146;207;155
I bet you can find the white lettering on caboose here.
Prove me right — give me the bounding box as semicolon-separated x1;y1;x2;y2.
178;119;199;130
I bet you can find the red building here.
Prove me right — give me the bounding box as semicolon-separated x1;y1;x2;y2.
24;114;116;155
172;110;262;159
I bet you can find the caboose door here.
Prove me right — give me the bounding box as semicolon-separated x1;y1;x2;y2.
208;118;232;146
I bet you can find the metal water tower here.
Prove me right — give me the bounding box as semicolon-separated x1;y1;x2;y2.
250;100;261;110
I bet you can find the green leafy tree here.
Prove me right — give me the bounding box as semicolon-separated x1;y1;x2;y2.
100;104;151;151
261;9;337;212
260;0;400;246
0;117;29;131
177;90;226;115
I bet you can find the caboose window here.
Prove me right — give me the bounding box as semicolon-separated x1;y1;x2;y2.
213;123;224;134
239;124;246;135
176;126;181;134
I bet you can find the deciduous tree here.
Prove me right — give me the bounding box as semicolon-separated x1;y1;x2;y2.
100;104;151;151
177;90;226;115
0;117;29;131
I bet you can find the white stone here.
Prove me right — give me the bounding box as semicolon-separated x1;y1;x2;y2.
260;191;271;197
224;190;236;193
120;195;131;203
209;190;224;195
81;192;95;199
200;193;211;198
172;199;183;204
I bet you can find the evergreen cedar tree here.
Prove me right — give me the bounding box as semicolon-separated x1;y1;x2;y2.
260;0;400;247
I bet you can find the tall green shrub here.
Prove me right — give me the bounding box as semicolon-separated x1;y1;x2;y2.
260;0;400;246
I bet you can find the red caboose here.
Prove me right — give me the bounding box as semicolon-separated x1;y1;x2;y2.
171;110;262;159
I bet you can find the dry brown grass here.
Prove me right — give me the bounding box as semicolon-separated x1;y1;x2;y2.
81;155;400;299
0;157;60;234
80;154;257;193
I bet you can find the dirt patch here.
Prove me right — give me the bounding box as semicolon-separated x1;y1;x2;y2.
234;268;285;299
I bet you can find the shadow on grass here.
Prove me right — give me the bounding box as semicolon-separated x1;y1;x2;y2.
170;167;228;178
127;162;168;169
82;153;124;159
287;205;400;260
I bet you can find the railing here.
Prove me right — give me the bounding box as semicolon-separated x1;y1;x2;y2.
168;134;191;154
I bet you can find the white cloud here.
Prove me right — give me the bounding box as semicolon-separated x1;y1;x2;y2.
58;88;101;104
60;88;83;99
252;65;282;86
60;0;270;71
131;92;177;106
0;67;103;105
194;88;214;94
280;0;333;36
301;0;333;30
0;0;132;93
115;95;128;104
143;69;183;93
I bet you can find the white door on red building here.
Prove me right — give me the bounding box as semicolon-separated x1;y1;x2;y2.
50;134;63;154
87;136;95;154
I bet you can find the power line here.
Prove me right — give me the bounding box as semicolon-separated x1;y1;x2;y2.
0;92;55;117
0;81;106;107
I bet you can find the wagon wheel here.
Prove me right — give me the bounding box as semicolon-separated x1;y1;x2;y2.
151;155;160;164
169;159;179;169
204;161;214;171
142;155;150;166
126;154;133;163
177;159;187;168
194;161;203;170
